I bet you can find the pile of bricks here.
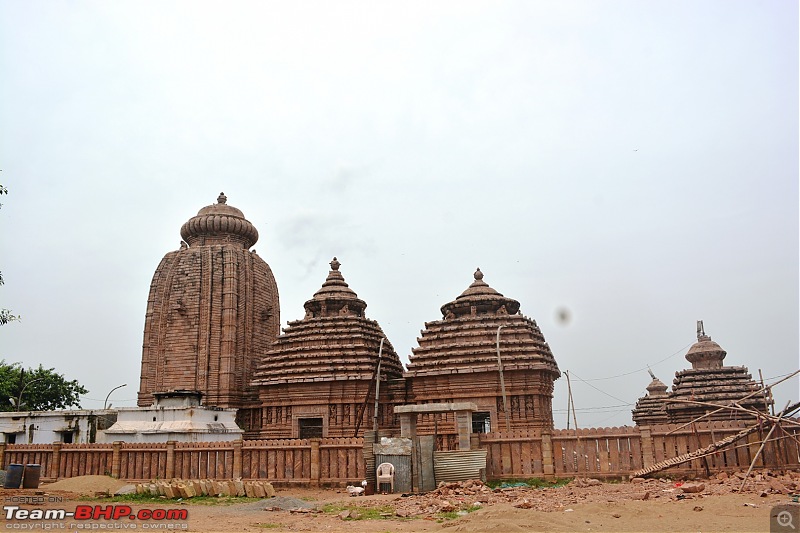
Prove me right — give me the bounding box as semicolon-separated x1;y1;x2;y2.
135;479;276;499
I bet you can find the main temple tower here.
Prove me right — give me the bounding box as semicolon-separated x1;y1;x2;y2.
137;193;280;409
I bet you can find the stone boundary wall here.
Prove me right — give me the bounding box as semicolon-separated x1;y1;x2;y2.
480;420;800;479
2;422;797;486
0;438;364;487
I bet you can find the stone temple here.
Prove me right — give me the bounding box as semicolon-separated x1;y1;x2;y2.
405;268;561;434
248;258;404;439
137;197;562;439
632;321;769;426
137;194;281;409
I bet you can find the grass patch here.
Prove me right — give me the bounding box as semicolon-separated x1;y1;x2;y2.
436;503;483;522
486;477;572;489
253;524;281;529
82;493;260;506
321;503;397;520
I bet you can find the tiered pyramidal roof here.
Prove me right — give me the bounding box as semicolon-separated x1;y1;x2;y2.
666;321;766;423
632;321;769;425
406;268;560;378
251;258;404;385
631;370;671;425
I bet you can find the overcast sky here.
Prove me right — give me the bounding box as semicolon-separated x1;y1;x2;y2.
0;1;797;428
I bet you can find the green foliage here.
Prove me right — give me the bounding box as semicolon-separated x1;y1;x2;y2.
0;361;88;411
0;183;19;325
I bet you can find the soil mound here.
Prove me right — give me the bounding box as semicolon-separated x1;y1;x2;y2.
43;475;128;495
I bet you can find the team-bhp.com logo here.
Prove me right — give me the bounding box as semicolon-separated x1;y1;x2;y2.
4;505;188;529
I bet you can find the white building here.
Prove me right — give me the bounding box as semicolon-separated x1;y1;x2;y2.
0;391;243;444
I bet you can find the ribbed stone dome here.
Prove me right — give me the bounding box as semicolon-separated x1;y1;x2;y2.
303;257;367;318
138;193;280;409
685;334;727;370
440;268;521;317
180;192;259;248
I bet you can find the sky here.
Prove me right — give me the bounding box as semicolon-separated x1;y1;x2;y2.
0;1;797;428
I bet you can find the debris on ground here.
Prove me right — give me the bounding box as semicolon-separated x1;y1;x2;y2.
321;471;800;520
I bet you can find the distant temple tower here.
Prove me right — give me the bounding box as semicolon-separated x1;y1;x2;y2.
632;321;769;425
405;269;561;436
137;193;280;409
249;258;404;439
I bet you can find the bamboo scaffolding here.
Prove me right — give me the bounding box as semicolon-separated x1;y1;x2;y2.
738;401;791;493
665;399;800;428
665;370;800;435
630;400;800;478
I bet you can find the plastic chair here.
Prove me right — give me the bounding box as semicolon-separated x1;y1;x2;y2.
376;462;395;494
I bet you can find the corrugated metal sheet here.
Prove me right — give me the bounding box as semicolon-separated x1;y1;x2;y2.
375;453;412;493
433;450;487;483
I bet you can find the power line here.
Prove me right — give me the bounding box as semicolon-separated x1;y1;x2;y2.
567;370;630;404
577;342;692;382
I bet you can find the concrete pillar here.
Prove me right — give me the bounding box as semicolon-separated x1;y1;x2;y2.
50;442;62;480
310;439;321;487
541;432;554;479
399;414;417;440
111;441;123;479
640;427;654;469
233;439;243;479
455;410;472;450
165;441;176;479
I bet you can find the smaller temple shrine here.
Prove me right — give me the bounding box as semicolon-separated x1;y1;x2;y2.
405;268;561;439
631;370;671;426
632;321;770;426
249;258;404;439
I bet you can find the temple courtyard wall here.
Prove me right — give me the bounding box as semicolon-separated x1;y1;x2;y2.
2;419;797;486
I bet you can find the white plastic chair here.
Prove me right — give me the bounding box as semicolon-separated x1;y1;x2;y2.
376;462;395;494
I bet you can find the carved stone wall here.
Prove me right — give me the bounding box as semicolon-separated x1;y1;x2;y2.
138;194;280;409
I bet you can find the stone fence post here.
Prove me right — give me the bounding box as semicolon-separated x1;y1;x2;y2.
50;442;62;480
165;441;176;479
233;439;243;479
541;432;554;479
310;439;321;487
640;427;654;470
111;442;122;479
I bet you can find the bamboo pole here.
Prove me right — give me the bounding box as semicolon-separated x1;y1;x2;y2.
665;398;800;428
738;401;790;493
496;326;510;433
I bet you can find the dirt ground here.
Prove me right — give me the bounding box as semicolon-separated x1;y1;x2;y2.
1;473;798;532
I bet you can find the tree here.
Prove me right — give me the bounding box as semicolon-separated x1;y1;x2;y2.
0;361;88;411
0;183;20;325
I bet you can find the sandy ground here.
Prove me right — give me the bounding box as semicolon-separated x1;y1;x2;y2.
1;474;797;532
